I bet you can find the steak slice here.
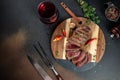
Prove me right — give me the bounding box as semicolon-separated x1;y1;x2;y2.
75;29;91;41
76;26;91;34
68;37;81;47
73;32;88;41
86;53;92;63
72;50;86;64
66;50;81;60
76;53;88;68
66;42;80;51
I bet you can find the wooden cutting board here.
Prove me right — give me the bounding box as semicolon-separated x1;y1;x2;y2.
51;17;105;63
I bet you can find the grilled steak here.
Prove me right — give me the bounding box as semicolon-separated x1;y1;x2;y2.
66;50;81;60
76;54;88;68
72;50;86;64
86;52;92;63
66;42;80;51
66;25;92;68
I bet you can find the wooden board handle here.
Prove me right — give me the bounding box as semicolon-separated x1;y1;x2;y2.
60;2;81;23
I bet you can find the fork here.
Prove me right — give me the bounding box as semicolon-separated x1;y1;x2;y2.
33;41;64;80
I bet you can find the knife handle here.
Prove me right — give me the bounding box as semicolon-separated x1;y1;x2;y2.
52;67;64;80
56;74;64;80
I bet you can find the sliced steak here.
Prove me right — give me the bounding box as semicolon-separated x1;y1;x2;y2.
70;36;84;45
76;54;88;68
74;30;88;39
66;50;81;60
68;38;81;47
76;26;91;34
76;30;91;40
66;42;80;51
73;32;88;41
82;27;90;33
72;34;86;44
87;53;92;63
65;25;92;68
70;26;91;46
72;50;86;64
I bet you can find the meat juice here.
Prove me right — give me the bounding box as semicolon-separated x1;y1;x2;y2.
38;1;59;24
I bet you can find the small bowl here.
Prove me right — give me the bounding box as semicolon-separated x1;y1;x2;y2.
105;2;120;22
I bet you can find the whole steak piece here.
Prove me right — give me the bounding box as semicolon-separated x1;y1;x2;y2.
66;25;92;68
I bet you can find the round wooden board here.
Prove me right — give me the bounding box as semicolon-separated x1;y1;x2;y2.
51;17;105;63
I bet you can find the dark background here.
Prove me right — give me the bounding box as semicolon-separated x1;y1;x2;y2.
0;0;120;80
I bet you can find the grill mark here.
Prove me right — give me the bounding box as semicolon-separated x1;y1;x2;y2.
74;31;88;40
68;38;80;47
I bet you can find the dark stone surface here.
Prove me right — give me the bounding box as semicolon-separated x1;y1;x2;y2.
0;0;120;80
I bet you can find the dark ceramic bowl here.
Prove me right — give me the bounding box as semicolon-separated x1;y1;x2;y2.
105;2;120;22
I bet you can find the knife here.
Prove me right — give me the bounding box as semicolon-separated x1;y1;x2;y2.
27;55;53;80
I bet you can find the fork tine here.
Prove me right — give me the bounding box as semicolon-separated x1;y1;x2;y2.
33;44;50;67
37;42;47;57
37;41;53;65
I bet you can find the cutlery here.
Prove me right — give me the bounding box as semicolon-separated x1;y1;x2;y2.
33;41;64;80
27;55;53;80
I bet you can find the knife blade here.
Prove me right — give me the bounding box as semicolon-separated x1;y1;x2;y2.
27;55;53;80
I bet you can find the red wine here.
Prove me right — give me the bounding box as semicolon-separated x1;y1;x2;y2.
38;1;59;24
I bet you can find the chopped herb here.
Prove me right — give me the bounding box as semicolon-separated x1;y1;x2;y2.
55;51;60;56
93;55;96;57
77;0;101;24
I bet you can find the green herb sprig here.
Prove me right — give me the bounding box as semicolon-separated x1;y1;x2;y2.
77;0;101;24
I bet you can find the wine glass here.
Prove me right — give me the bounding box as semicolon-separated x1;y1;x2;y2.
37;1;59;24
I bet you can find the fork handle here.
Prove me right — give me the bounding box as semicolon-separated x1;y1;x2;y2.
56;74;64;80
